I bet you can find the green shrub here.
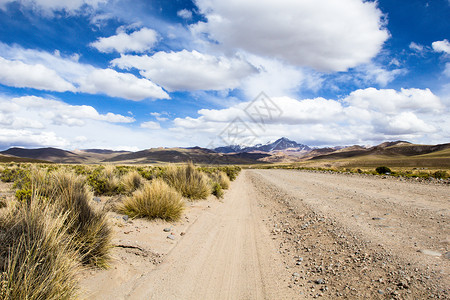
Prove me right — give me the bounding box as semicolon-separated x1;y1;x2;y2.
0;201;79;300
118;179;184;221
87;166;121;196
164;163;211;200
221;166;241;181
375;166;391;174
433;170;448;179
211;182;224;199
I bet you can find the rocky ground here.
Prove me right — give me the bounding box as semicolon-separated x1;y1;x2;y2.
249;170;449;299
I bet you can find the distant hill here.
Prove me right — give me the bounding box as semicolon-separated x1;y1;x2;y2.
310;141;450;161
104;147;269;164
82;149;130;154
0;154;50;163
214;137;310;153
0;147;81;163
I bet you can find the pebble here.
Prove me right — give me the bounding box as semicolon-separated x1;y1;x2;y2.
418;249;441;257
314;278;325;284
163;228;171;232
378;289;384;294
93;197;101;203
167;234;175;240
372;217;384;220
122;215;129;222
443;252;450;259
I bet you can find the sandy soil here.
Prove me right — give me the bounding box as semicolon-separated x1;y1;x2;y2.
80;169;449;299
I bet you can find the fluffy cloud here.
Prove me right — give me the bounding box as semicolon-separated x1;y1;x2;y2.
0;128;69;149
0;95;135;127
0;94;145;149
112;50;256;91
432;39;450;54
91;27;159;53
0;42;169;100
170;88;446;146
78;69;169;101
239;54;320;98
0;57;75;92
344;87;443;114
192;0;389;71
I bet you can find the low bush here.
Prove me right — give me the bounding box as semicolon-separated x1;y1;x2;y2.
375;166;391;174
433;170;448;179
0;201;79;300
164;163;211;200
211;182;224;199
118;179;184;221
87;166;121;196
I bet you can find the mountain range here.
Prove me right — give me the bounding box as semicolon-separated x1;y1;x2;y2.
214;137;310;153
0;138;449;167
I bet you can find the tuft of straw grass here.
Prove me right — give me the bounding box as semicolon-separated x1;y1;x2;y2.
118;179;184;221
0;201;79;300
120;170;144;194
48;169;112;268
164;163;211;200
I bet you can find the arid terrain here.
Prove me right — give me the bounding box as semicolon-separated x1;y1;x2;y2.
80;169;449;299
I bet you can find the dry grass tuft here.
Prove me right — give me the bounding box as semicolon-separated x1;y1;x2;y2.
47;169;112;268
118;179;184;221
0;201;79;300
164;163;211;200
120;170;144;194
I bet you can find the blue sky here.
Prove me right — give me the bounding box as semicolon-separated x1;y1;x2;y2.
0;0;449;150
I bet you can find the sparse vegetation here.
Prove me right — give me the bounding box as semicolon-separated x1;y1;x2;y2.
118;179;184;221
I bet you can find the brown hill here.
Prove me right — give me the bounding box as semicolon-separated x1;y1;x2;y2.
104;147;269;164
0;147;81;163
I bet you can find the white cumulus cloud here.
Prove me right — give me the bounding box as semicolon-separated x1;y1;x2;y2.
0;57;75;92
91;27;159;53
0;42;169;100
432;39;450;54
170;88;446;146
112;50;256;91
191;0;389;71
78;68;169;101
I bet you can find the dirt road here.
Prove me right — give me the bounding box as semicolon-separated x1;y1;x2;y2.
82;169;449;299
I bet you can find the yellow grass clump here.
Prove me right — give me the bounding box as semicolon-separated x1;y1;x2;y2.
118;179;184;221
47;169;112;267
0;201;79;300
164;163;211;200
120;170;144;194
